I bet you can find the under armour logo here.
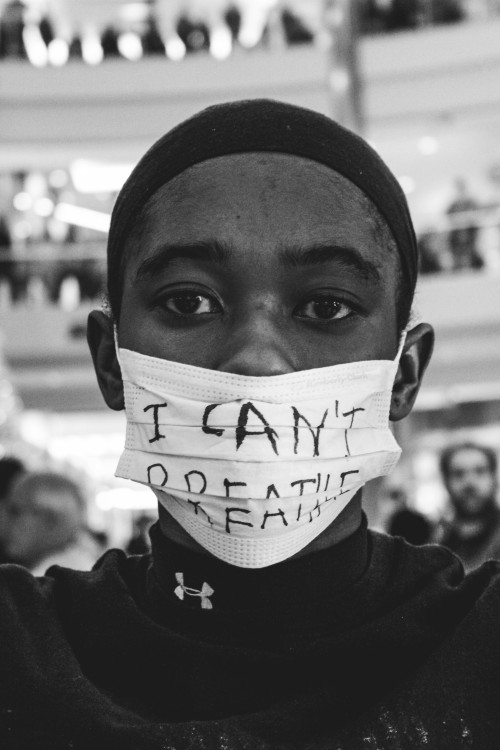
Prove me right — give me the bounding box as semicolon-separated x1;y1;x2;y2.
174;572;214;610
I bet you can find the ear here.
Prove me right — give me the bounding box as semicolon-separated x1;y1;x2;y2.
87;310;124;411
390;322;434;422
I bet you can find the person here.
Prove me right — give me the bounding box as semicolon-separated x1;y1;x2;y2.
385;488;433;545
0;0;26;60
418;230;446;274
0;99;498;749
0;454;25;563
446;177;484;271
126;513;153;555
2;470;105;574
436;441;500;572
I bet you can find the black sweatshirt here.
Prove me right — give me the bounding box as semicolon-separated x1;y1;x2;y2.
1;519;499;749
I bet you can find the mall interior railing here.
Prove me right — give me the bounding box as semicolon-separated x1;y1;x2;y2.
1;0;497;67
0;206;499;313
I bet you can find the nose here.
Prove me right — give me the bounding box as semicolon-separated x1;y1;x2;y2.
217;312;296;377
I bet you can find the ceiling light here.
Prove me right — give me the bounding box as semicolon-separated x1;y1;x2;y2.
118;32;143;62
22;25;48;67
13;192;33;211
70;159;133;194
210;25;232;60
418;136;439;156
48;169;69;189
54;203;110;233
48;38;69;66
82;35;104;65
398;175;416;195
165;34;186;61
33;197;55;217
329;68;350;94
96;487;157;511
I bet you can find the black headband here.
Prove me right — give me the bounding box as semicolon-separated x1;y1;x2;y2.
108;99;418;314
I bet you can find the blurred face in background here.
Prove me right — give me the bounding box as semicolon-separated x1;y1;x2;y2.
0;458;25;553
445;447;497;519
3;482;82;567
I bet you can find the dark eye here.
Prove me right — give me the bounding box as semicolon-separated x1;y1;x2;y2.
295;296;353;321
164;292;220;316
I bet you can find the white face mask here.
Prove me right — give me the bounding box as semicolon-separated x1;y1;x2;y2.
115;339;405;568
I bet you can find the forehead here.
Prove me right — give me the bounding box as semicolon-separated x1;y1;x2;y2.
125;152;398;275
450;449;491;471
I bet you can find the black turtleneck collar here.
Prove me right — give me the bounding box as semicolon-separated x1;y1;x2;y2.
144;516;369;647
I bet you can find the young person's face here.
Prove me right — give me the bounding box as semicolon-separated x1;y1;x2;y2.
89;152;432;421
118;153;401;372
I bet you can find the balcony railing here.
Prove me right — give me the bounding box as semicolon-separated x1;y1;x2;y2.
1;204;499;313
1;0;497;69
1;237;498;413
0;241;106;310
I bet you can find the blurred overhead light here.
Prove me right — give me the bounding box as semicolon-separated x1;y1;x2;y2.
54;203;110;233
120;3;149;23
238;25;260;48
24;172;47;197
48;169;69;189
238;3;273;50
210;25;232;60
47;217;69;242
13;220;32;240
329;67;350;94
96;487;157;511
70;159;133;194
23;25;48;67
418;136;439;155
13;192;33;212
165;34;186;61
398;175;416;195
33;197;55;218
82;35;104;65
48;38;69;66
118;32;143;61
234;0;280;48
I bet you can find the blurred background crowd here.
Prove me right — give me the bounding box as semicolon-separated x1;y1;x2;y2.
0;0;499;574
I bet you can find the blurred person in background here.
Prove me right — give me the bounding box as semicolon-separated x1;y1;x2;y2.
0;215;14;298
0;0;26;59
0;454;25;563
3;470;105;574
0;100;499;748
446;177;484;271
126;512;153;555
385;486;433;545
437;441;500;571
418;230;450;274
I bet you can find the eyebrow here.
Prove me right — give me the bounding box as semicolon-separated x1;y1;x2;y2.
135;240;231;281
135;239;382;284
278;243;382;283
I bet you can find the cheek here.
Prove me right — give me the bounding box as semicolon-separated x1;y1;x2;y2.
7;522;33;551
479;476;495;494
16;517;37;536
448;478;462;495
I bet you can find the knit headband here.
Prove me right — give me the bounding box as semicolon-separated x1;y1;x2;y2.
107;98;418;315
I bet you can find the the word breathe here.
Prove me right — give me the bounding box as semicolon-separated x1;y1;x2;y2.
146;463;361;534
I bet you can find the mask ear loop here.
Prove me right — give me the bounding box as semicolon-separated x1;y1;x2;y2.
395;329;408;366
394;303;422;365
113;323;123;371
